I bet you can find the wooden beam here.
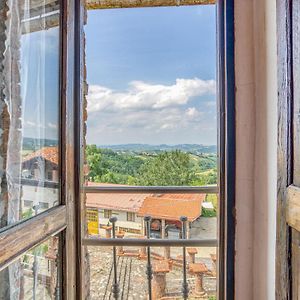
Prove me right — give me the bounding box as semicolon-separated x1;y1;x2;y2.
0;205;66;271
276;0;293;298
287;185;300;232
86;0;214;10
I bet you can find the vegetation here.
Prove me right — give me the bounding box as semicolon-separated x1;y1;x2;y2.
86;144;218;186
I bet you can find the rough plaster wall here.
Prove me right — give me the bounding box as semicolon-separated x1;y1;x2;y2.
234;0;255;299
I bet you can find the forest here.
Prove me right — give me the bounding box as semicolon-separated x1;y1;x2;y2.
86;144;218;186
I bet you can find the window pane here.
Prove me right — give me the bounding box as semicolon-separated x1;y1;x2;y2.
86;6;217;187
0;0;60;230
0;236;61;299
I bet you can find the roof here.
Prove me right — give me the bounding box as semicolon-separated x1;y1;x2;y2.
86;183;152;212
23;147;58;166
137;194;205;222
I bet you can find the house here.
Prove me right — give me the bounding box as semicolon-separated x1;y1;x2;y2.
138;193;205;238
21;147;59;212
85;182;152;235
86;183;206;237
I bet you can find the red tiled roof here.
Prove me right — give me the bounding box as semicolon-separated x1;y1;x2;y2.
23;147;58;165
137;194;205;222
86;183;152;212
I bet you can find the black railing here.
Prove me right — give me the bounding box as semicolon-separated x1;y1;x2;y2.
83;217;217;299
83;185;218;299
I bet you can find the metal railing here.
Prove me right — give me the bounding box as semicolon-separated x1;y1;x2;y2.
84;184;218;194
83;185;218;299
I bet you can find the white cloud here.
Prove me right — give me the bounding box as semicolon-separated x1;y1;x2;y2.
185;107;202;119
87;78;216;113
48;122;57;129
86;78;217;145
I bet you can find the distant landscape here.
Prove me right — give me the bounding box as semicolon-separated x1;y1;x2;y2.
86;144;218;186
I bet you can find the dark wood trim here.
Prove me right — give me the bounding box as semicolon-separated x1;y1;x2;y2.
74;0;86;299
0;206;67;271
60;0;79;298
217;0;235;299
276;0;293;299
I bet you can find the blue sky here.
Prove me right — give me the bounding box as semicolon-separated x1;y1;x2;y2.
86;5;217;146
21;28;60;141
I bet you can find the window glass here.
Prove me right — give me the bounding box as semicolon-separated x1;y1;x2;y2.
85;6;218;299
0;236;60;299
0;0;60;230
86;6;217;187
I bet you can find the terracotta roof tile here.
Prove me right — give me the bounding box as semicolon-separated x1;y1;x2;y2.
86;183;152;212
137;193;205;222
23;147;58;165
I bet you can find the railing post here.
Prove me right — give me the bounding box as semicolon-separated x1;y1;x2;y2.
180;216;189;300
110;217;120;299
144;215;153;300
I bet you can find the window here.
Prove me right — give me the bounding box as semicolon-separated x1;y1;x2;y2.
0;0;235;298
84;5;222;299
104;209;112;219
127;212;135;222
39;202;50;210
0;0;61;228
47;171;53;181
0;0;81;298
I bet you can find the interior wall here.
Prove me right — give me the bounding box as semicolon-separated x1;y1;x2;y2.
252;0;277;298
234;0;255;298
234;0;277;299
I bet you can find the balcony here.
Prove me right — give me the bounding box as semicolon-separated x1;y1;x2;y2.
83;185;218;299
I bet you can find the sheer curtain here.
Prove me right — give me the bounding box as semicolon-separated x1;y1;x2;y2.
0;0;60;298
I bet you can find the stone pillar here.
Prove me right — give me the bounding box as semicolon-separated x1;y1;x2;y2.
116;232;125;255
152;261;169;300
195;273;205;294
102;225;112;238
138;236;147;258
186;221;191;239
164;247;170;260
210;253;217;277
187;248;198;264
189;263;208;296
161;219;166;239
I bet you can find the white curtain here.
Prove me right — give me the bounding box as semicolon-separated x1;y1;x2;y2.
0;0;59;298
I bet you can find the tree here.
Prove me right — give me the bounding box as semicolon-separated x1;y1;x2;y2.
136;150;194;186
86;145;107;181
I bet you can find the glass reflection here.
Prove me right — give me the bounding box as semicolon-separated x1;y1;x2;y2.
0;0;60;229
0;236;60;299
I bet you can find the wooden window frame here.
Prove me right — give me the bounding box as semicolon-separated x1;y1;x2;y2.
127;212;135;222
0;0;81;299
80;0;235;299
0;0;236;299
104;209;113;219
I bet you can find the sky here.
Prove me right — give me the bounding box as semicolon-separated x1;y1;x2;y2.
21;27;60;142
85;5;217;146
